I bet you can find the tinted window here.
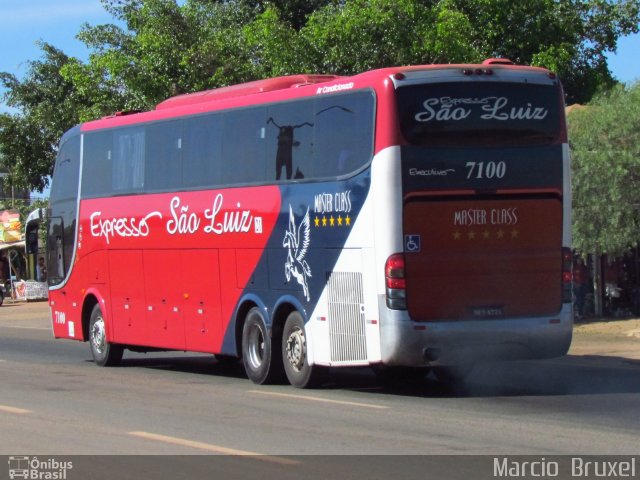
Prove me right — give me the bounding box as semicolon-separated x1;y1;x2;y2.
397;82;561;146
48;135;80;285
183;114;223;188
314;91;374;177
222;107;267;184
82;131;112;197
145;121;182;191
113;127;145;191
266;101;315;181
80;90;375;197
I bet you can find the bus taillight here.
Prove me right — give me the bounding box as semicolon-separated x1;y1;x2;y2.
385;253;407;310
562;247;572;303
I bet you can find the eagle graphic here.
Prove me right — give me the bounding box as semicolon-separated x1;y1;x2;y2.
283;205;312;301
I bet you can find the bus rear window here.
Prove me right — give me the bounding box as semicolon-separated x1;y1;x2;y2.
397;82;561;146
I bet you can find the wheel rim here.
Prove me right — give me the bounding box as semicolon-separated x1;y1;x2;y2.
247;323;265;370
285;326;306;372
91;315;106;355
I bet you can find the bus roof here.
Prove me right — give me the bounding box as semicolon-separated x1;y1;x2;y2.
156;74;345;110
81;60;555;132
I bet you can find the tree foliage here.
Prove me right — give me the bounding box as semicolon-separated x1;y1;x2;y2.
569;81;640;258
452;0;640;103
58;0;640;111
297;0;483;74
1;0;639;192
0;43;83;192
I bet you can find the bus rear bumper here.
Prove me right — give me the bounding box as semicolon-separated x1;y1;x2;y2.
378;300;573;367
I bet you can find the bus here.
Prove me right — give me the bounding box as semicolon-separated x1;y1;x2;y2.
47;59;572;388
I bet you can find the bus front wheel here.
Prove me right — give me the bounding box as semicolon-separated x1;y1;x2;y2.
282;311;326;388
242;307;283;384
88;303;123;366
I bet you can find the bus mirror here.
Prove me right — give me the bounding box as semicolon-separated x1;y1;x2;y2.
26;224;39;254
25;208;46;254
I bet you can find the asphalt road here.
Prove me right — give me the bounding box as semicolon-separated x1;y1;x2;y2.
1;301;639;478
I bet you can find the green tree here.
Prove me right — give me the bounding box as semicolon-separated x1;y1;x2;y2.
68;0;265;114
297;0;482;74
569;82;640;258
0;43;82;192
51;0;640;113
241;6;303;78
68;0;640;110
0;114;53;193
453;0;640;103
238;0;335;30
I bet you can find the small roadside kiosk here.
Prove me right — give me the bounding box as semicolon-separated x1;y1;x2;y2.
0;208;48;305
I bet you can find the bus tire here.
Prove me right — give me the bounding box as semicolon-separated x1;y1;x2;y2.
282;311;327;388
89;303;123;367
242;307;283;384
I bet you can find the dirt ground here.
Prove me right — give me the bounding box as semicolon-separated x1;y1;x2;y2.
574;317;640;337
571;317;640;360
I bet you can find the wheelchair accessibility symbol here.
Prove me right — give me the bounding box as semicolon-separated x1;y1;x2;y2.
405;234;421;253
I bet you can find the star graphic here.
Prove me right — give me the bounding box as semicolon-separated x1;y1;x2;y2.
322;216;327;227
453;231;461;240
511;229;519;238
314;216;320;227
337;215;343;226
496;229;504;239
345;215;351;226
482;230;490;239
329;216;335;227
467;230;476;240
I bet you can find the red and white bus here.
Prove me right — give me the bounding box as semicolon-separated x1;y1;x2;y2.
47;59;572;387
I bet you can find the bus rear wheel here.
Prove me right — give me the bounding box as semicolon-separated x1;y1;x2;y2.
242;307;283;384
88;303;123;366
282;311;326;388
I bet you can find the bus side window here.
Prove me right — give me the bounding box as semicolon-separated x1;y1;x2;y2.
313;91;374;178
267;100;315;182
222;107;267;184
183;114;223;189
145;120;182;192
113;127;145;192
82;131;112;197
48;135;80;286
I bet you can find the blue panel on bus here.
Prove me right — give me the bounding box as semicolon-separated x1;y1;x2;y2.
218;169;371;355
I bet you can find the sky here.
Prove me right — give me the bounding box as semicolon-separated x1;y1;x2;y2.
0;0;640;115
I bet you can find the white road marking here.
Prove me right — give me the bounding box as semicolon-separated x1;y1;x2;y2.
128;431;299;465
0;404;32;414
248;389;389;410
